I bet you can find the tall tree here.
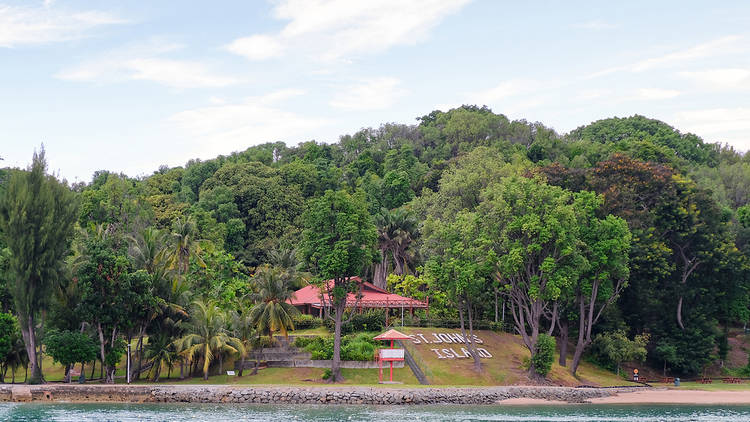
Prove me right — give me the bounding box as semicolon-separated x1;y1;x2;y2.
0;148;78;383
423;210;494;372
373;208;418;289
481;176;582;378
300;190;377;382
168;217;205;289
248;265;298;339
568;192;631;375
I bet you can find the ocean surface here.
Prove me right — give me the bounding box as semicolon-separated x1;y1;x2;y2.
1;403;750;421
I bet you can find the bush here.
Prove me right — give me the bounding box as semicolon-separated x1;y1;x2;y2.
590;330;649;375
322;368;332;380
341;333;377;361
297;333;378;361
293;314;324;330
326;310;386;334
532;334;556;377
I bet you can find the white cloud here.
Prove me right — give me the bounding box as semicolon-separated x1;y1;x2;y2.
225;34;285;60
0;3;126;47
572;20;619;30
673;108;750;149
226;0;471;62
168;90;331;155
636;88;680;100
56;41;239;88
470;79;540;105
329;77;406;110
574;89;612;101
678;68;750;90
588;35;745;78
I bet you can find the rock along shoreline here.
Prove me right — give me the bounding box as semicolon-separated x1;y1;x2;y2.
0;384;643;405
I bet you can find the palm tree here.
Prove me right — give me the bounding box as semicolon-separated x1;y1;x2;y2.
373;208;419;289
168;217;206;288
144;332;177;382
230;301;258;377
248;265;299;340
173;299;244;380
129;227;168;274
267;248;311;290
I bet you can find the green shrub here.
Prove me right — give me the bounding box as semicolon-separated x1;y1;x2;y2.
590;330;649;375
293;336;313;348
293;314;324;330
326;310;386;334
532;334;556;377
322;368;332;380
298;333;378;361
341;333;377;361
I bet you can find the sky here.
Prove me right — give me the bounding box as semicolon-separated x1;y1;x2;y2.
1;0;749;183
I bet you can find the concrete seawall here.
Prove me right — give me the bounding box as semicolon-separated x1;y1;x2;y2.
0;384;642;404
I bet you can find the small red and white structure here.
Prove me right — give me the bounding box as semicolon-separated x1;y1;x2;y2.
373;329;411;383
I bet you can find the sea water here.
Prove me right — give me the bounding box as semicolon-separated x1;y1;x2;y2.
1;403;750;421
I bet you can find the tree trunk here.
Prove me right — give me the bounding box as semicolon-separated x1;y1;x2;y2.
238;354;245;377
152;361;161;383
179;361;184;380
494;287;499;323
134;326;145;381
676;296;684;330
64;364;71;383
391;250;405;276
557;318;568;367
458;299;482;372
570;298;588;375
203;344;210;380
373;249;388;290
20;314;43;384
219;352;223;375
97;322;107;383
330;301;345;382
90;359;96;380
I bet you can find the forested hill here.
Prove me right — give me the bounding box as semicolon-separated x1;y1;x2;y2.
2;105;750;379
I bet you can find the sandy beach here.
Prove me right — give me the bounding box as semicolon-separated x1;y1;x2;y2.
496;389;750;405
589;389;750;405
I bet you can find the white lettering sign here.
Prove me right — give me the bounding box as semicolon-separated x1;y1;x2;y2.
409;332;491;359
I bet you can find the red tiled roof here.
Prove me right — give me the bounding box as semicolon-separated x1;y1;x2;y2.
373;329;412;341
288;277;427;309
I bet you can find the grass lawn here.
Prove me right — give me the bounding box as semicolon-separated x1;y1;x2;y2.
399;327;640;387
290;327;330;336
652;381;750;391
125;367;418;386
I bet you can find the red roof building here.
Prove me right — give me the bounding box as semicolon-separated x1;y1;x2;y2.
289;276;428;317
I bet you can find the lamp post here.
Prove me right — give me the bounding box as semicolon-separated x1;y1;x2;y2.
127;343;131;384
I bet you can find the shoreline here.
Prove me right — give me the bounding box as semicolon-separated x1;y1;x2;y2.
0;385;634;405
3;384;750;405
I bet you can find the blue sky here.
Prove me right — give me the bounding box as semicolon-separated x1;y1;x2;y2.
2;0;749;182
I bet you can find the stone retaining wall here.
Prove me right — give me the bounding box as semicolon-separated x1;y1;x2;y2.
0;384;641;405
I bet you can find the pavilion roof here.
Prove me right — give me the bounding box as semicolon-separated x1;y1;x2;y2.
288;276;428;309
373;329;412;341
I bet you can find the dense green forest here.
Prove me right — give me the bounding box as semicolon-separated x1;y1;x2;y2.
1;106;750;383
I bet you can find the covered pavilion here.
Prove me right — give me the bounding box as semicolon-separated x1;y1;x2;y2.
288;276;428;321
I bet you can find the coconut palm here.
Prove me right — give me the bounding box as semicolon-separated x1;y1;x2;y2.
144;332;177;382
267;247;311;290
230;301;258;377
173;299;244;380
168;217;206;288
129;227;168;274
248;265;299;339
